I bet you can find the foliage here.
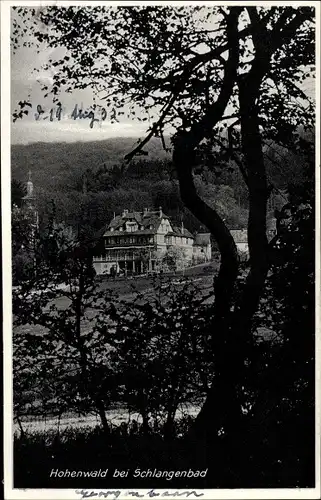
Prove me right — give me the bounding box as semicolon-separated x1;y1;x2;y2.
255;179;314;376
161;246;187;272
13;227;213;436
242;183;315;485
11;179;26;207
12;6;314;144
12;198;315;485
12;205;38;283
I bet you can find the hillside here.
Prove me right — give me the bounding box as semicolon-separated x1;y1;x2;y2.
11;134;311;193
11;136;312;238
11;137;171;191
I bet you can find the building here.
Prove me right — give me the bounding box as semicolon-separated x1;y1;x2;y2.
193;233;212;263
18;171;39;252
21;170;39;230
230;229;248;257
267;217;277;240
93;208;211;276
231;218;277;261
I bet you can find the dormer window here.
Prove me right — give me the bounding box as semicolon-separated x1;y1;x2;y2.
126;221;138;232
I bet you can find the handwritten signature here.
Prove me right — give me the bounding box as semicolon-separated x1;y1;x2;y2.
75;490;204;499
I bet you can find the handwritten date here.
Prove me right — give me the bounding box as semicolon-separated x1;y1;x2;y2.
35;103;108;128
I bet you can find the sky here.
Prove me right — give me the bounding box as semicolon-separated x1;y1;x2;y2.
11;44;149;144
10;6;315;145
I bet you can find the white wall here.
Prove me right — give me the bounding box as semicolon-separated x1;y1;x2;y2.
236;242;249;253
93;260;119;275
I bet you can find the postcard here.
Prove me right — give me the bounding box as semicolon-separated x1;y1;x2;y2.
2;1;320;499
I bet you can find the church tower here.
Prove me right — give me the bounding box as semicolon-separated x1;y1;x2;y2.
21;170;39;230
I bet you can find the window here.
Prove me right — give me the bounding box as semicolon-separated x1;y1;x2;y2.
126;221;138;232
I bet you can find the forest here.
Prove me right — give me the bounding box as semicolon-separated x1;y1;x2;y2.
11;134;309;238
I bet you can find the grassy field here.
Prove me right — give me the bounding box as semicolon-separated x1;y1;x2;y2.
99;260;218;299
42;260;219;310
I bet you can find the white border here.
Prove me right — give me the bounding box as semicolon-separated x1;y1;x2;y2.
2;1;321;499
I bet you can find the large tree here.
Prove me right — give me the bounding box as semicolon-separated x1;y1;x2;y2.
12;5;315;449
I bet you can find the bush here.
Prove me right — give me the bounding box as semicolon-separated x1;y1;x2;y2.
13;245;214;439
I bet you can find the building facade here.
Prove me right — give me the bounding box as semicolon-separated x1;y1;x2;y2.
231;218;277;261
230;229;249;257
93;208;211;276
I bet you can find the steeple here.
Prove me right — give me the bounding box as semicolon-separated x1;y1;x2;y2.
21;169;39;235
22;169;37;217
26;170;34;197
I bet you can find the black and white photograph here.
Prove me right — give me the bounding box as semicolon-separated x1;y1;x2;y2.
2;1;320;498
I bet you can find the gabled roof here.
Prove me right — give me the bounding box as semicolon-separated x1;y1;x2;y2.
107;210;169;234
142;214;164;230
95;225;108;240
103;229;155;237
171;226;194;239
194;233;211;246
108;214;131;229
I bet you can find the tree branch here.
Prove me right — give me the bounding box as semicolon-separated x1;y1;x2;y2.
172;9;241;335
273;7;314;49
186;8;241;147
123;7;284;161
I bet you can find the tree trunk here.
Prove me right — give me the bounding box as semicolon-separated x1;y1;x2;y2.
231;75;270;365
173;140;242;443
74;267;110;435
173;139;239;336
16;415;26;440
141;408;150;436
96;399;110;434
164;410;176;441
170;8;272;455
173;80;270;450
164;386;181;441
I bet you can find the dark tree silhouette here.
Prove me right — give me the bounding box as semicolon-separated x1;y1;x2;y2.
11;178;26;207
